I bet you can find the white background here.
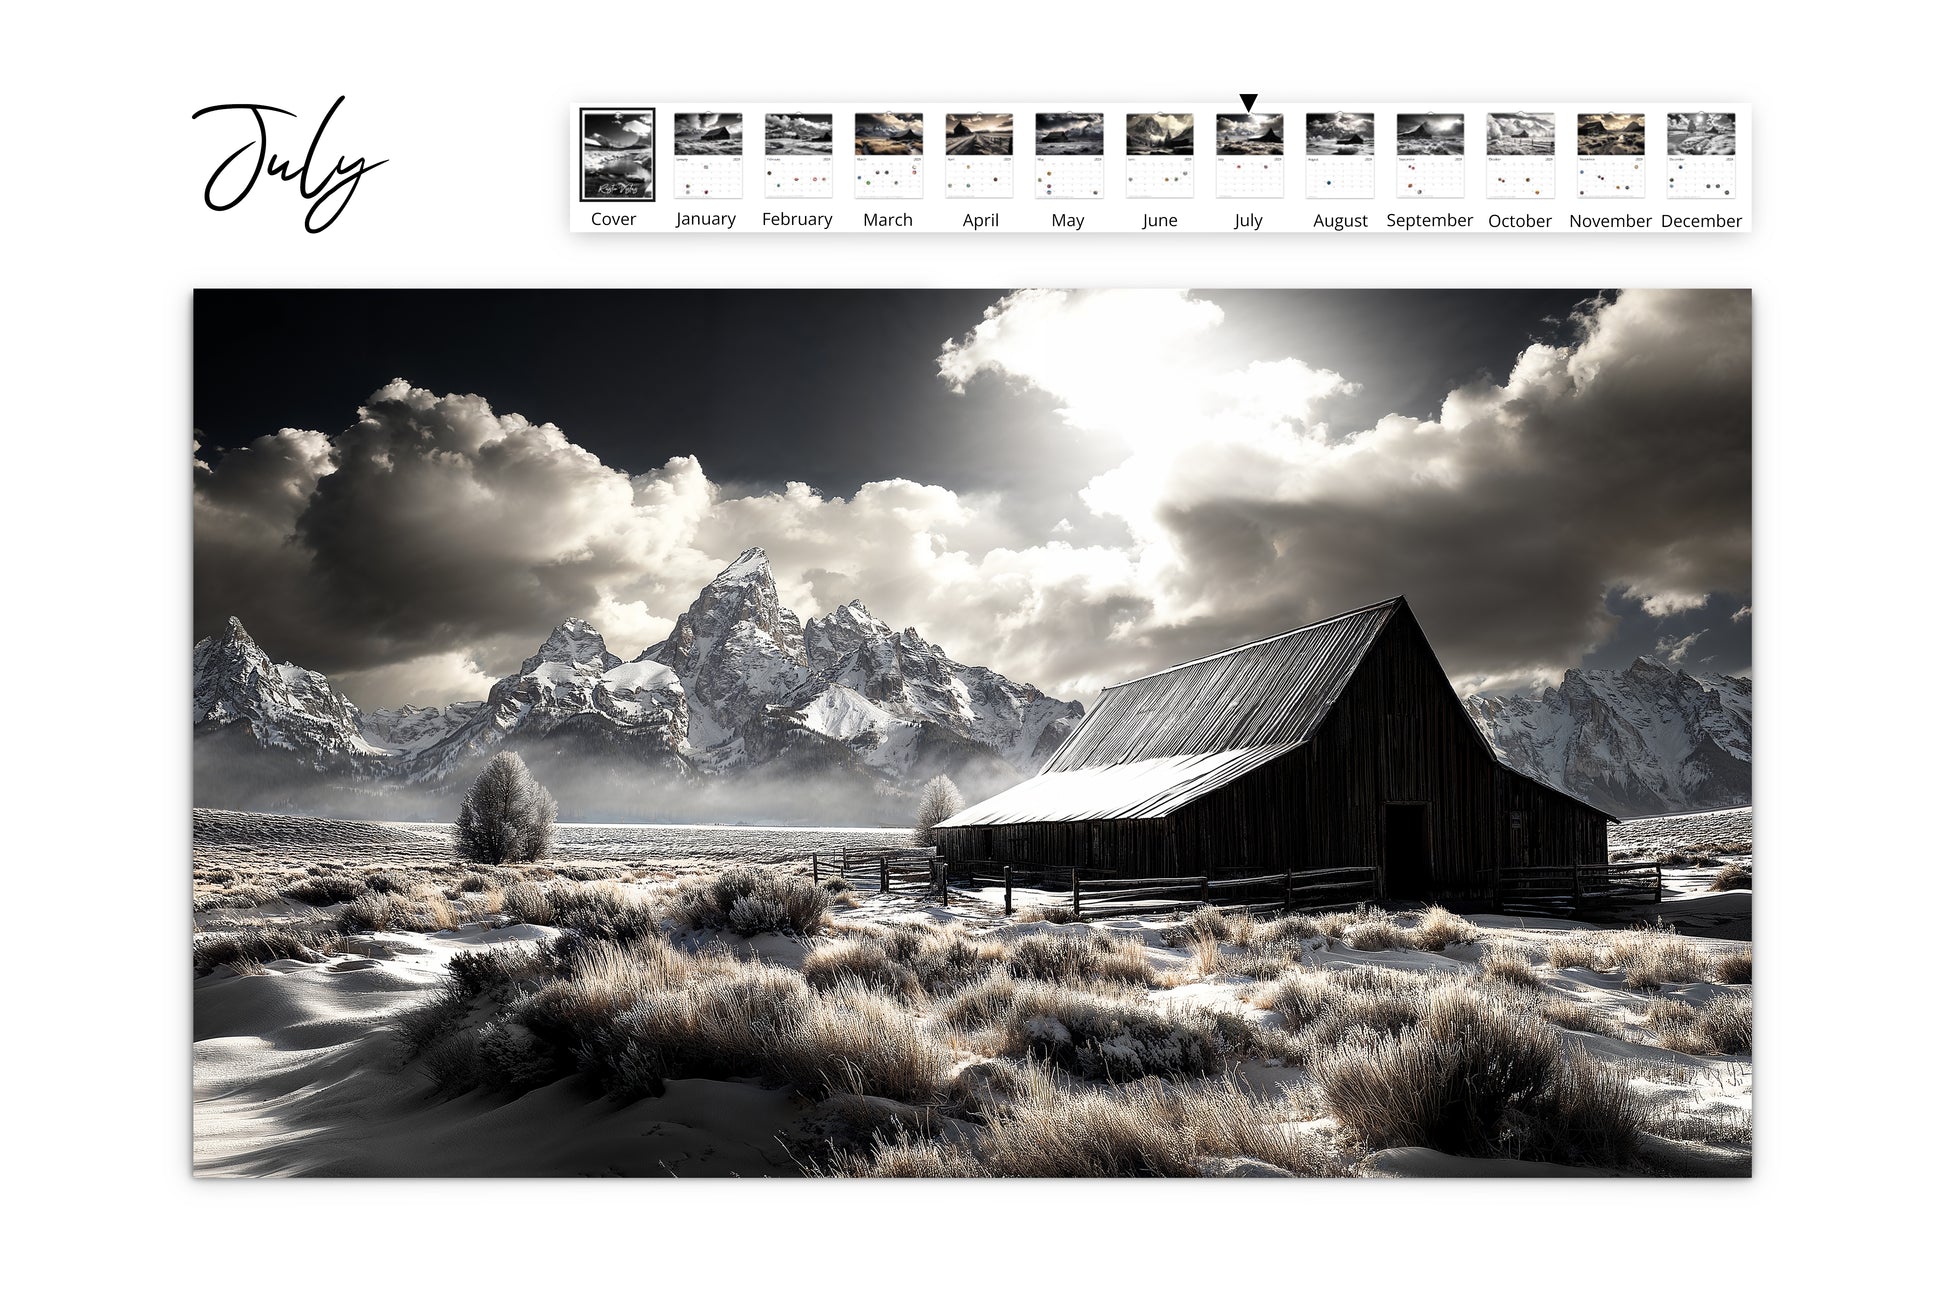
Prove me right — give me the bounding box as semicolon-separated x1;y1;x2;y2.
1;2;1936;1292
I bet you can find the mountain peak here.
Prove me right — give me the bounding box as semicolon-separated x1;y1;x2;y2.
521;619;621;674
711;547;773;585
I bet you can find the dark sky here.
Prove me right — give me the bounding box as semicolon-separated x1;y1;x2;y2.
194;288;1593;495
193;289;1750;708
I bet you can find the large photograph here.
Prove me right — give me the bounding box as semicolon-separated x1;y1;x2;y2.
193;289;1753;1178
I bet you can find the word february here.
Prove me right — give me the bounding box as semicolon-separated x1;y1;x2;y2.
193;96;384;233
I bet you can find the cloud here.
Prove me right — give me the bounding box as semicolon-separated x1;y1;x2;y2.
195;290;1749;708
1654;630;1707;664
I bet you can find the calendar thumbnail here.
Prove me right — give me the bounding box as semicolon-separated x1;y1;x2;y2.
1396;113;1464;198
855;112;925;197
1216;113;1285;199
944;113;1014;198
1486;112;1555;199
1576;114;1646;198
765;113;835;197
1126;113;1194;198
672;112;742;199
1667;112;1736;199
580;108;655;202
1036;112;1105;198
1306;112;1376;198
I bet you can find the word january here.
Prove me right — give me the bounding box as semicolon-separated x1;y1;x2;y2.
192;96;384;233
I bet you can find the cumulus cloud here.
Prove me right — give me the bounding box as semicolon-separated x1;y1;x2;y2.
194;290;1749;707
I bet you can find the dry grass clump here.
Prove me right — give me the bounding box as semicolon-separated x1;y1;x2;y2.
1610;926;1711;989
1545;932;1611;971
194;883;280;912
192;923;340;973
479;934;949;1104
499;880;661;942
987;983;1258;1081
1314;982;1643;1165
1004;929;1155;986
825;1068;1332;1178
1709;862;1752;892
1714;949;1753;985
1645;992;1753;1055
1480;943;1541;987
664;866;831;936
1342;905;1481;953
339;887;458;934
860;923;1007;995
280;872;369;906
1537;996;1618;1037
1255;965;1432;1058
1021;904;1085;924
936;969;1025;1031
803;938;923;1000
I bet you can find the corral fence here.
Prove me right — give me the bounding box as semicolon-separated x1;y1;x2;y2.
811;846;947;899
957;860;1377;919
1497;860;1662;919
807;848;1379;917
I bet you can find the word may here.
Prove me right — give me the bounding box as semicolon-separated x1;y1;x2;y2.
192;96;385;233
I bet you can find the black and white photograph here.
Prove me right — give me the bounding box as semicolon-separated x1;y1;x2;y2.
1487;111;1556;155
1217;113;1285;155
1578;113;1647;155
945;112;1013;155
673;112;743;156
1126;113;1195;154
765;113;834;155
1307;112;1376;156
1668;112;1737;155
856;112;924;155
1035;112;1105;155
192;288;1751;1181
1396;113;1465;155
579;108;655;200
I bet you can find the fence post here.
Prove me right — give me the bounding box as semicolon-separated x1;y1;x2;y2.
812;853;819;886
880;854;890;894
1199;876;1210;907
1284;867;1293;912
1004;864;1013;917
1071;869;1081;919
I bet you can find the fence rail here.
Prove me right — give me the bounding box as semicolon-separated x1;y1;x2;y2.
810;845;947;900
944;859;1378;919
1497;860;1661;918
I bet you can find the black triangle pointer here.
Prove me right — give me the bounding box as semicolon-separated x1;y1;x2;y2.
1239;94;1258;111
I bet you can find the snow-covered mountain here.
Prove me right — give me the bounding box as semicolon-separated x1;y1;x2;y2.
1466;657;1751;818
193;618;383;767
193;548;1080;812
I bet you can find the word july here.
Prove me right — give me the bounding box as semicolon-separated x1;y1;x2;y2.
192;96;385;233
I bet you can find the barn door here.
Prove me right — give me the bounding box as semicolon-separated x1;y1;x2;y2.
1383;803;1434;900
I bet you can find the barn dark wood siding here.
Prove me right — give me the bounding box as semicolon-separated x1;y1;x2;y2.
936;599;1612;903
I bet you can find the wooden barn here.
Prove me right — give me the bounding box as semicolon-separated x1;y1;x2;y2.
935;597;1613;905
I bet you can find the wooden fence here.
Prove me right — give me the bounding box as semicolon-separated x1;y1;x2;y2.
811;846;947;900
957;860;1376;919
1497;860;1662;919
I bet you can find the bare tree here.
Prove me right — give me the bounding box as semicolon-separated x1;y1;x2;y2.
914;774;965;847
454;751;558;864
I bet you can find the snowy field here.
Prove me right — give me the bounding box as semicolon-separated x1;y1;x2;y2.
192;808;1752;1178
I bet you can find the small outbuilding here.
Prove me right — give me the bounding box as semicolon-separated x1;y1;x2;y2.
934;598;1613;904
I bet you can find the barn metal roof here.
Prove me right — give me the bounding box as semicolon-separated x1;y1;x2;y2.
1040;598;1402;773
936;744;1302;826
